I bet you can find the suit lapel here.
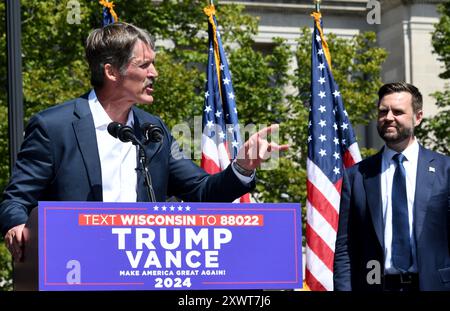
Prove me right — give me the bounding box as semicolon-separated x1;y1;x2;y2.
72;96;103;201
414;146;436;241
363;151;384;249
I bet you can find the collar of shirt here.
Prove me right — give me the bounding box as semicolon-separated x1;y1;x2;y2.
382;138;419;166
88;89;134;129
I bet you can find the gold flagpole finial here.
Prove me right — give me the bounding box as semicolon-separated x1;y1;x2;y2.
314;0;321;12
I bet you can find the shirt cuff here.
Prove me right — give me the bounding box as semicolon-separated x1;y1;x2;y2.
231;161;255;184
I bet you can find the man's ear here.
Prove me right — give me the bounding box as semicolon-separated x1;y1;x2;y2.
414;109;423;127
104;63;120;82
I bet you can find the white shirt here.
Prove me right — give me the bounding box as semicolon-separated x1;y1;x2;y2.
88;90;137;202
381;139;419;274
87;90;252;202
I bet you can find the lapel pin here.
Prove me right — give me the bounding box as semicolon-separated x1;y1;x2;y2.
429;166;435;172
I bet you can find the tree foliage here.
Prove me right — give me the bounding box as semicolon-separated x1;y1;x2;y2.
0;0;387;290
416;0;450;154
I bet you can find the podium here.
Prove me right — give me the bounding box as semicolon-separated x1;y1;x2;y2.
14;201;302;291
14;207;39;290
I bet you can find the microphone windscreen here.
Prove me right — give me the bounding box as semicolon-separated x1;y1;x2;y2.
141;122;163;143
117;125;135;143
107;122;122;138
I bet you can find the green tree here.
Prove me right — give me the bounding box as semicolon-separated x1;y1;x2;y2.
416;0;450;154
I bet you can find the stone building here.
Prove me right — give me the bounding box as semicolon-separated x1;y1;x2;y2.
222;0;446;148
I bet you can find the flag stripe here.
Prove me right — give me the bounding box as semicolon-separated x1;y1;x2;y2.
306;246;334;291
307;181;339;231
307;159;340;213
306;201;337;251
306;223;334;270
305;268;327;291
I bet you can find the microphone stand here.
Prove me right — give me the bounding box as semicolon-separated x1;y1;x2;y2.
134;140;156;202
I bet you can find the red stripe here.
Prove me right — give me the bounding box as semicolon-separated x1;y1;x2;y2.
334;177;342;193
305;268;327;291
201;153;221;174
343;149;356;168
240;193;250;203
306;223;334;271
306;180;339;231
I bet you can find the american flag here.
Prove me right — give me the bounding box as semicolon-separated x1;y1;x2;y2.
99;0;118;26
201;5;250;203
305;12;361;291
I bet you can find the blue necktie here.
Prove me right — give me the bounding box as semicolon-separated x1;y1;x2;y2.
391;153;412;272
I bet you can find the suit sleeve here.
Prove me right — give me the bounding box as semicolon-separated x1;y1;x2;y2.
0;114;54;236
334;166;354;291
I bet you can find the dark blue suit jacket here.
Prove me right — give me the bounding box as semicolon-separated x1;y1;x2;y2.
0;94;254;236
334;145;450;291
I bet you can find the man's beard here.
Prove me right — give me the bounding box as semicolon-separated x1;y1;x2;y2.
377;123;414;144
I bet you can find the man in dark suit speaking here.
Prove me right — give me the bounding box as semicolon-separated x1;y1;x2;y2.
0;22;288;262
334;82;450;291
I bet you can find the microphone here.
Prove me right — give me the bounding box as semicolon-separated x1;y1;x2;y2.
141;122;163;144
107;121;157;202
107;122;139;144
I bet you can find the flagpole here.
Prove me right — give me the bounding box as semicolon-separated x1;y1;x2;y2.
314;0;321;12
210;0;214;5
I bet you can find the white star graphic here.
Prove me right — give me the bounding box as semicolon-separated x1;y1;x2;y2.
318;49;324;55
308;120;312;128
318;119;327;127
308;135;312;142
333;152;340;160
342;138;346;145
333;137;340;145
220;64;225;71
177;205;183;211
318;63;325;70
228;92;235;100
215;111;222;118
319;149;327;157
204;91;209;99
219;131;225;139
223;77;230;85
318;91;326;99
204;105;212;113
333;90;340;97
333;123;338;131
319;134;327;142
333;166;340;175
185;205;191;211
318;77;326;84
227;125;234;134
231;140;239;149
169;205;175;211
206;120;214;129
344;110;348;116
318;105;326;113
161;205;167;211
316;35;321;42
234;107;237;114
341;122;349;130
153;205;159;211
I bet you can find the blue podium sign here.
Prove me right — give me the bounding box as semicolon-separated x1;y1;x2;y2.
38;201;302;291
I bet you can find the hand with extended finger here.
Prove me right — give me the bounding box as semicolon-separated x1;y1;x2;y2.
235;124;289;172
